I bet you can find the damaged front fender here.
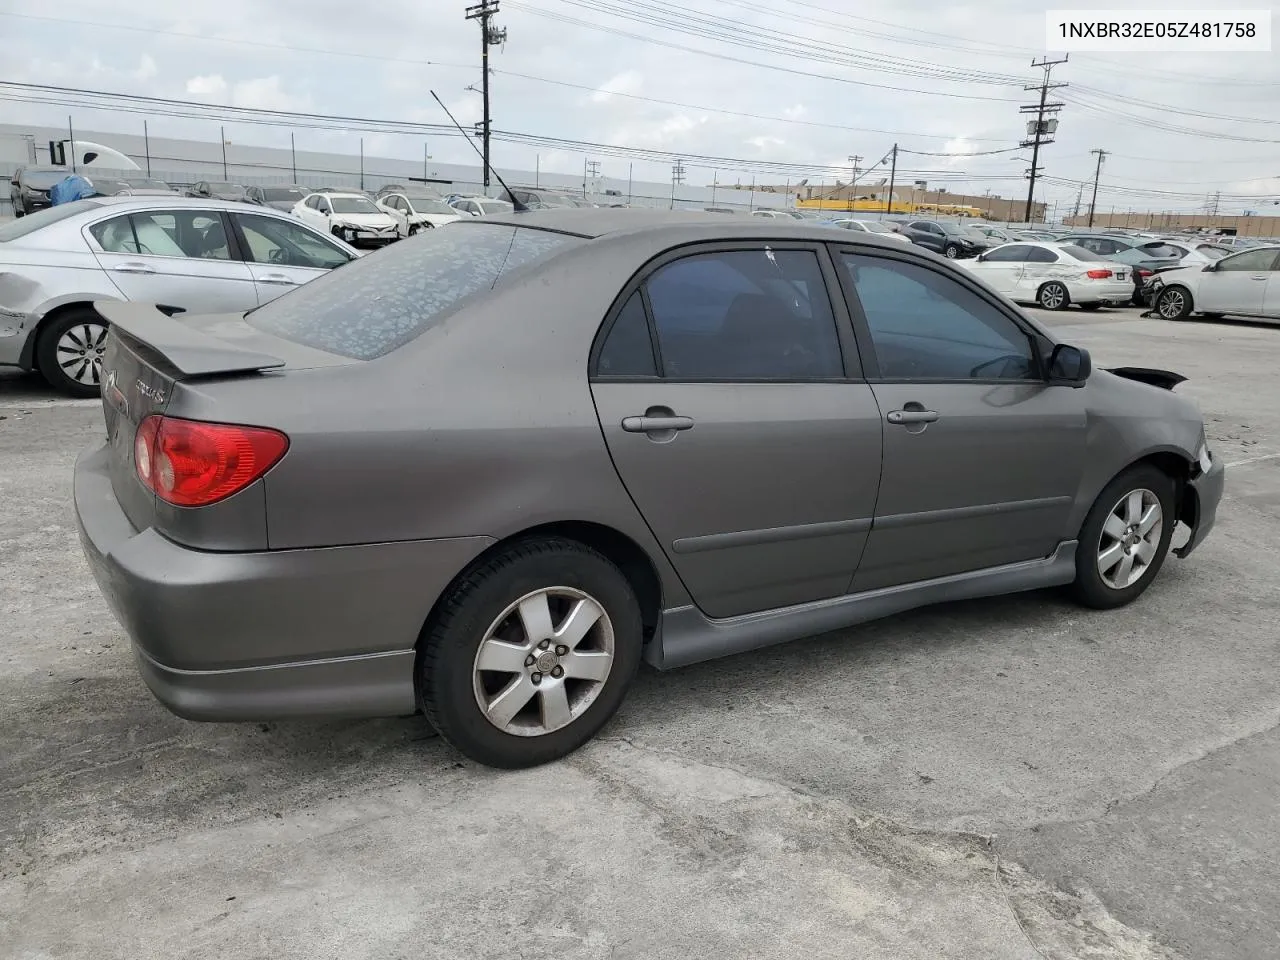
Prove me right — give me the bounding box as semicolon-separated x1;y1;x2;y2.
1104;367;1188;391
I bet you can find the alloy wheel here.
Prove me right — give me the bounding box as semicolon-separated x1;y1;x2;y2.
56;322;109;387
1096;488;1163;590
1040;284;1066;310
472;586;615;737
1157;289;1187;319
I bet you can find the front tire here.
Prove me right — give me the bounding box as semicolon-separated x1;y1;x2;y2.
35;309;110;398
1038;282;1070;311
943;243;960;259
1071;464;1176;610
1155;285;1194;320
419;537;644;769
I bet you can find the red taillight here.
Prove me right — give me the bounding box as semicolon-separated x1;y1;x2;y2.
134;415;289;507
1086;268;1113;279
1136;268;1153;278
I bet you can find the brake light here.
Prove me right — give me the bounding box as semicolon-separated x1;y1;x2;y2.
134;415;289;507
1136;268;1153;278
1086;268;1113;279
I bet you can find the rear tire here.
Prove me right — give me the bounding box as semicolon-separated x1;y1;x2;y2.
1155;285;1194;320
35;309;109;398
1071;464;1176;610
419;537;644;769
1038;282;1070;311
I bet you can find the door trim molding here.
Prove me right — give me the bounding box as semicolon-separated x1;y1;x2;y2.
646;540;1077;669
873;495;1072;531
671;516;872;555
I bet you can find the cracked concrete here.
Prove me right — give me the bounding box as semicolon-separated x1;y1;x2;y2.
3;308;1279;958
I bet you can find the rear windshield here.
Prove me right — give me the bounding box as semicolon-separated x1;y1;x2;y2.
261;187;306;201
0;199;103;241
246;224;579;360
1059;244;1107;262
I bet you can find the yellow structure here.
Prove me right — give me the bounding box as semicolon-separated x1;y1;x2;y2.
795;198;987;217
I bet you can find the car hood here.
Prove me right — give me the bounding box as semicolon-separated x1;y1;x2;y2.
330;213;397;228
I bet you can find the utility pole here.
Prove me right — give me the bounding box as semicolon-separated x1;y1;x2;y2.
846;154;862;211
1020;56;1068;222
1087;148;1107;227
220;125;227;179
1071;181;1083;220
465;0;506;189
585;158;600;199
144;120;152;177
885;143;898;216
670;159;685;209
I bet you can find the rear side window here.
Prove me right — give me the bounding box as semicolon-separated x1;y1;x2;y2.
1059;244;1106;262
246;224;578;360
597;293;657;377
1026;246;1059;263
643;249;844;380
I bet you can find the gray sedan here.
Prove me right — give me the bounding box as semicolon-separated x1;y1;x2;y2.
0;197;358;396
74;209;1225;769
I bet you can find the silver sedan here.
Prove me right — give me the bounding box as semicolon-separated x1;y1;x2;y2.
0;197;359;396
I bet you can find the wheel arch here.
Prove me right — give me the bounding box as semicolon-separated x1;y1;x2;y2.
1086;448;1198;539
19;298;116;371
415;519;665;657
1155;282;1195;317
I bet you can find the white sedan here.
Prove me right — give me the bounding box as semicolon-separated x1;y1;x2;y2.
376;191;463;237
825;218;913;244
291;191;400;249
960;241;1132;311
1150;245;1280;322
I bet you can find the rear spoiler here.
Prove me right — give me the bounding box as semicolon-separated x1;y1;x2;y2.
94;302;285;378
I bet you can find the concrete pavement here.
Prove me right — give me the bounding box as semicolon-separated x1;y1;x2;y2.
2;306;1278;959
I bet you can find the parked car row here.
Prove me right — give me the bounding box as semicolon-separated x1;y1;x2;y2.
1147;244;1280;323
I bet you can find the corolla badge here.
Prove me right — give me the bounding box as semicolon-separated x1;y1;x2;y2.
135;379;166;404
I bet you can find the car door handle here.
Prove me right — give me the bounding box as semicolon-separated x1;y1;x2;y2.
113;262;155;275
621;415;695;433
1251;275;1269;281
255;273;297;285
886;409;939;425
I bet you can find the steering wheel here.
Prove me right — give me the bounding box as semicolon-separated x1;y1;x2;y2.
268;247;286;265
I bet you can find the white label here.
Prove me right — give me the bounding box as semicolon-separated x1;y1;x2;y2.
1046;10;1271;51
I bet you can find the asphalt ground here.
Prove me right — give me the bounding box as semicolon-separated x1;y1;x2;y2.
2;304;1278;960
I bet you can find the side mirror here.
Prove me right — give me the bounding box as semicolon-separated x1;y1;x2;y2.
1203;262;1217;272
976;252;987;262
1047;344;1091;386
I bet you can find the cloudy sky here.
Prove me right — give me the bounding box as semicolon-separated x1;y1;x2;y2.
3;0;1279;214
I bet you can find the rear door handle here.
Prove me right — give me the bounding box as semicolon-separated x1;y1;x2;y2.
622;415;695;433
1252;275;1269;281
886;409;939;425
256;273;297;285
113;262;155;275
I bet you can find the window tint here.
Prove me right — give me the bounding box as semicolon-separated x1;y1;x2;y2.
597;292;657;377
1139;242;1181;258
235;213;351;269
644;249;843;380
1218;249;1279;272
842;254;1036;381
982;245;1032;262
246;224;578;360
1026;246;1059;263
1058;244;1106;262
93;211;230;259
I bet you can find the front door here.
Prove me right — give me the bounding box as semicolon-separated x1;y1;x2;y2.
834;249;1087;592
86;209;258;314
1197;248;1279;315
590;245;883;620
229;211;354;304
972;244;1031;295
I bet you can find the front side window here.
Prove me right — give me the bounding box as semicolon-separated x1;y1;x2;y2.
842;254;1036;382
1218;249;1279;272
643;249;844;380
246;224;579;360
234;213;352;269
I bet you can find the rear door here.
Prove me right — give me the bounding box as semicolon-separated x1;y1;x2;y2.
228;211;355;303
834;247;1087;591
86;209;258;314
590;243;883;620
1198;248;1279;314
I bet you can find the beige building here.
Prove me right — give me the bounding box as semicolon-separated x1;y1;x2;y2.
1063;212;1280;238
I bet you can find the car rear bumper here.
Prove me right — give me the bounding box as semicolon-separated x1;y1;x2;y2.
1174;453;1225;559
1068;280;1133;304
74;442;494;720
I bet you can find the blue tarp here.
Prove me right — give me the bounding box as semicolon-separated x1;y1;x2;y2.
49;175;97;205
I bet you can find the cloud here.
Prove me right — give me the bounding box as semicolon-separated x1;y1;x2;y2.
185;74;228;97
590;70;643;103
185;74;310;111
132;54;158;81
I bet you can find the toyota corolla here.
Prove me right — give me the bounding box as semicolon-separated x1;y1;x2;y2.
75;209;1225;769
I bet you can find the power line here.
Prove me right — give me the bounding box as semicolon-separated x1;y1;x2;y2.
1020;56;1068;222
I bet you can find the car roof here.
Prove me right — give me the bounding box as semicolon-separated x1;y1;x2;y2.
67;196;268;213
308;191;369;200
476;207;911;246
